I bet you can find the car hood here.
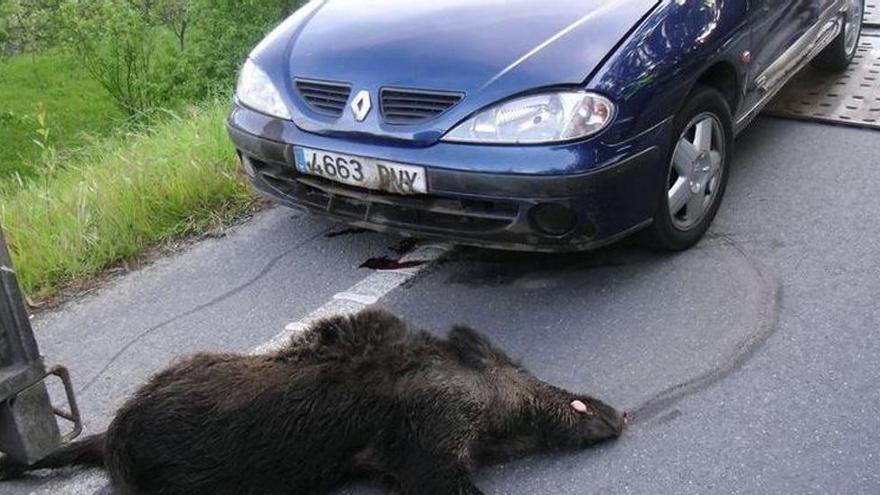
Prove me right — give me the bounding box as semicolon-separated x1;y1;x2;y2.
257;0;659;142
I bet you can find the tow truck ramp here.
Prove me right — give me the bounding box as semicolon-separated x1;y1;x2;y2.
766;28;880;130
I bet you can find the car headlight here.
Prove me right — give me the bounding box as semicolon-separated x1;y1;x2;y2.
236;59;291;120
443;91;615;144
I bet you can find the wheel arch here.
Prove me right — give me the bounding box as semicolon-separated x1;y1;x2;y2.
692;61;742;116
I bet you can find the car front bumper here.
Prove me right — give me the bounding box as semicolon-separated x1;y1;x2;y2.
227;104;671;252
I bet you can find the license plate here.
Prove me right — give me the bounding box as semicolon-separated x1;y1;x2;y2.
293;147;427;195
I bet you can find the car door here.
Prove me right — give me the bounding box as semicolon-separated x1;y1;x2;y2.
742;0;818;110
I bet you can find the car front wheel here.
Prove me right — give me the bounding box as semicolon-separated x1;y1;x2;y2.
642;85;733;251
812;0;865;72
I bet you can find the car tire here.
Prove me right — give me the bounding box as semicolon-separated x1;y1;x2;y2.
641;85;733;251
812;0;865;72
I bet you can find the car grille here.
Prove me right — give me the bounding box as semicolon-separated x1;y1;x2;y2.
381;88;464;125
295;79;352;117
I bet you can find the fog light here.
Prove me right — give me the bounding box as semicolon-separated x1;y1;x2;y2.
529;203;577;236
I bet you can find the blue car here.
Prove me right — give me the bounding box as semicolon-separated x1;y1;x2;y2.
227;0;864;252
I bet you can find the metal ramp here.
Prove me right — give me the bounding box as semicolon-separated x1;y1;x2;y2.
868;2;879;26
765;35;880;130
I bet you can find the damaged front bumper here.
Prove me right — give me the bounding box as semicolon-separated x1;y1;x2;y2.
227;104;667;252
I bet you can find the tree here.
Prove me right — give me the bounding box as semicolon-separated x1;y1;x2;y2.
155;0;189;51
118;0;190;50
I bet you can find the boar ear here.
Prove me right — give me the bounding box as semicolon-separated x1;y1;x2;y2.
306;309;407;351
447;325;510;369
349;308;408;345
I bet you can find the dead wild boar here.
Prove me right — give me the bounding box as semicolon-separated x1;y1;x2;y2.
0;309;625;494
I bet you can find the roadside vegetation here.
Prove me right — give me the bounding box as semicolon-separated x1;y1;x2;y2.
0;50;122;179
1;101;254;300
0;0;304;301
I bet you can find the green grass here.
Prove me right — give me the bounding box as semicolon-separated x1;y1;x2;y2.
0;101;255;300
0;50;123;179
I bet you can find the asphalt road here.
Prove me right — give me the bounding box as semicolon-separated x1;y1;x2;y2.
4;116;880;494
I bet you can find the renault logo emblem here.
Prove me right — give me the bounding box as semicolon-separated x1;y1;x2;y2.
351;90;372;121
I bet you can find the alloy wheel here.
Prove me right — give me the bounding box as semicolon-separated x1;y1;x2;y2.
845;0;864;56
667;113;726;231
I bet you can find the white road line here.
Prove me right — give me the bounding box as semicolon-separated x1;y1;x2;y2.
251;242;451;355
25;469;107;495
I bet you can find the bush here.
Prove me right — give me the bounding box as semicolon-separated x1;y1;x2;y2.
59;0;162;115
0;0;65;56
50;0;304;114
